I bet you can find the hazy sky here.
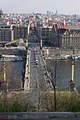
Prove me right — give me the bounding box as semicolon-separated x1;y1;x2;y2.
0;0;80;14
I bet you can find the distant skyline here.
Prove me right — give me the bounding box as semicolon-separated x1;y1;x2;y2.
0;0;80;15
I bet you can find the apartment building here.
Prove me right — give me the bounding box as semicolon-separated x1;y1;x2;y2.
37;24;80;49
0;21;28;46
13;26;27;40
0;22;11;45
61;29;80;49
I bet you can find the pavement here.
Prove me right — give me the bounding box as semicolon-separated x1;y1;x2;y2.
24;49;30;92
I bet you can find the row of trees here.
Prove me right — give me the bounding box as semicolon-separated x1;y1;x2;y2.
0;91;80;112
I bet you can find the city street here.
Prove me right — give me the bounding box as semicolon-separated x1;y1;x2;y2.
29;44;53;91
27;43;52;110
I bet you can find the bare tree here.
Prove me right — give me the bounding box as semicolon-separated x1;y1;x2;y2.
45;58;62;111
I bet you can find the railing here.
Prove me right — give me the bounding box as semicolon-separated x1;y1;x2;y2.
0;112;80;120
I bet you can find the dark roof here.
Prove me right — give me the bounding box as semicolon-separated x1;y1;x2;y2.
57;28;66;34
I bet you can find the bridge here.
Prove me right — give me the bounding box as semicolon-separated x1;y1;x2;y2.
4;39;19;47
0;47;27;56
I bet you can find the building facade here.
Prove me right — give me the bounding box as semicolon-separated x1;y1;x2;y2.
13;26;27;40
40;26;80;49
0;22;11;45
0;22;28;46
61;30;80;49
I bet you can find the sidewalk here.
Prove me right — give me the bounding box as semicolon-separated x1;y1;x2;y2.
24;49;30;92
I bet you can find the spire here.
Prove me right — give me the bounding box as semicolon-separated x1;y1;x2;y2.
0;9;3;19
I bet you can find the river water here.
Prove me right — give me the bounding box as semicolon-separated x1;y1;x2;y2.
0;61;24;90
1;58;80;91
46;59;80;90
